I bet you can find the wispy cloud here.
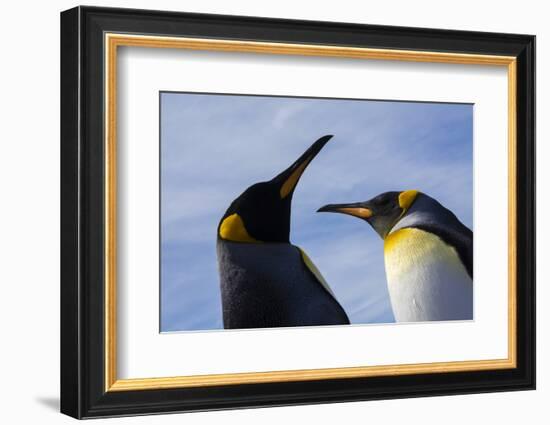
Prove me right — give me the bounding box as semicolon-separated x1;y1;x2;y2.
160;93;473;331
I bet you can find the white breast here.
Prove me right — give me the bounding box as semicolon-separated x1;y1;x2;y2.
384;228;473;322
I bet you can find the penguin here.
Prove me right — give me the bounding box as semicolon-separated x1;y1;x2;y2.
318;190;472;322
217;135;350;329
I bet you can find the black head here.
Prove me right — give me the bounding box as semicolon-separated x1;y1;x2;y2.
218;135;333;243
317;190;420;239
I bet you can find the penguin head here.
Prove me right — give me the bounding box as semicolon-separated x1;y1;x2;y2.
317;190;419;239
218;135;333;243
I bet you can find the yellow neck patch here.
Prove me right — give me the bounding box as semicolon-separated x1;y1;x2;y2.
384;227;415;253
280;157;311;199
398;189;419;210
219;213;259;243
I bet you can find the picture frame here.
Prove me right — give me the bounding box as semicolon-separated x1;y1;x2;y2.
60;5;535;419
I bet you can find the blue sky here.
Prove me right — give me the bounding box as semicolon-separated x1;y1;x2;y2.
160;92;473;332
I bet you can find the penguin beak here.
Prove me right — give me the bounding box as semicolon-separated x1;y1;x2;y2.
317;202;373;219
273;135;333;199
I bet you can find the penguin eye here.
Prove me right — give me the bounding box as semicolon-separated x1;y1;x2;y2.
373;194;391;206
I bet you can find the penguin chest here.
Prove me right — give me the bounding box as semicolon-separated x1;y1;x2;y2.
384;228;473;322
216;241;348;328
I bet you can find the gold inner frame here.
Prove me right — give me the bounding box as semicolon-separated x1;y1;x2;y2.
104;33;518;392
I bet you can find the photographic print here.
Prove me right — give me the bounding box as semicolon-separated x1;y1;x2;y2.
160;92;473;332
61;9;535;417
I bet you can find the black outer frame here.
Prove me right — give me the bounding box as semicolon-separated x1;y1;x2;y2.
60;6;535;419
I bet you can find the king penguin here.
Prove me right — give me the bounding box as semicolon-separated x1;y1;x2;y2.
318;190;472;322
217;135;350;329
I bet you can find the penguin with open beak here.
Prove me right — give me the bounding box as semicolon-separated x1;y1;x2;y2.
318;190;472;322
217;135;350;329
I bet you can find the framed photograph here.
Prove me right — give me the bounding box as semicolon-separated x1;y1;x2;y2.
60;6;535;419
